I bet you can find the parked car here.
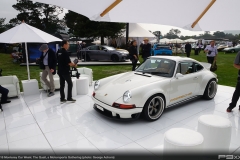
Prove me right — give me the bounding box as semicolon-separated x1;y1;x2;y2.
217;44;229;51
82;45;129;62
92;56;217;121
223;45;240;53
152;44;172;55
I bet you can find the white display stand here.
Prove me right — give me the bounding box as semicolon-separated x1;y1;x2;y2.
197;115;232;153
21;79;39;96
164;128;204;154
76;77;89;95
64;78;77;97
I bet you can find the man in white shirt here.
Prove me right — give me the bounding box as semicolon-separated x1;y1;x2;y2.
204;40;218;65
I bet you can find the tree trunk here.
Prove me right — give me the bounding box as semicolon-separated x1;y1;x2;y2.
101;36;104;45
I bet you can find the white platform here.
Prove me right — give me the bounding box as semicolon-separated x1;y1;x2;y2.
0;85;240;156
21;79;39;96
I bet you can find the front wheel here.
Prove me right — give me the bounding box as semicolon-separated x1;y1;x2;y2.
143;94;165;121
111;55;119;62
203;79;217;100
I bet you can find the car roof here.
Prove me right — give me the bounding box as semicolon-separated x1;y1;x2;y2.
150;56;199;63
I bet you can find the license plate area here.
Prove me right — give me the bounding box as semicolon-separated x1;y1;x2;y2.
96;105;104;111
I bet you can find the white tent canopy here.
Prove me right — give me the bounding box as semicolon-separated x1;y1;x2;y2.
170;38;184;44
122;23;155;38
184;38;197;43
34;0;240;31
0;22;62;80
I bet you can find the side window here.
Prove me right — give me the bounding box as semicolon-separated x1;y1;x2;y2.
194;63;204;72
89;46;100;50
177;61;194;75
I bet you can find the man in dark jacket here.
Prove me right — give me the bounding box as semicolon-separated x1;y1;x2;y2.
129;40;139;71
0;85;11;112
140;38;151;62
39;44;57;97
185;42;192;57
57;40;77;103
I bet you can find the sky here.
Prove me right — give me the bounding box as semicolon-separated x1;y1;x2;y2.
0;0;206;36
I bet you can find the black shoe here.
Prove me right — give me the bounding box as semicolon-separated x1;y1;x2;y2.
1;100;11;104
67;98;76;103
226;107;233;112
60;99;67;104
0;105;3;112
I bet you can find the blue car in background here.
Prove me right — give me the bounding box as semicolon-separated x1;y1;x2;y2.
152;44;172;56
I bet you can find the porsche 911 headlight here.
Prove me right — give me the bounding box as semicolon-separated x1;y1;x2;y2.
94;80;100;90
123;90;132;103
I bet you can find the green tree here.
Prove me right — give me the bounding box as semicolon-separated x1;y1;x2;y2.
213;31;226;38
64;11;125;45
163;28;181;39
0;18;6;33
9;0;64;34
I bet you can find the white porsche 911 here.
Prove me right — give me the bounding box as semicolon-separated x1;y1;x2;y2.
92;56;217;121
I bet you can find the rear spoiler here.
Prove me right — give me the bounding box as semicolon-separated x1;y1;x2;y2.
200;62;211;70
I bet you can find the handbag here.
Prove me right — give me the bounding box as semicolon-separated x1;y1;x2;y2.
39;52;48;69
210;61;217;72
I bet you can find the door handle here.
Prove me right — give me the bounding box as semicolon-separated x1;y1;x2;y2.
193;77;198;80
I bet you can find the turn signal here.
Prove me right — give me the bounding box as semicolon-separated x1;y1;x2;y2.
112;103;136;109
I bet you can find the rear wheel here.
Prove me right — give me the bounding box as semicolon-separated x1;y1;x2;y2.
203;79;217;100
143;94;165;121
111;55;119;62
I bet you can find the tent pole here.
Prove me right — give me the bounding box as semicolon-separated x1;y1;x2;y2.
100;0;122;17
126;23;129;48
25;42;30;80
191;0;216;28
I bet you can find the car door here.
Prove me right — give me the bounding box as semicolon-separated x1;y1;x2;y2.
169;61;198;105
87;45;100;60
98;46;110;60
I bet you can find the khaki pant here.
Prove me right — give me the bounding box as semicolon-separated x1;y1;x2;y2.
42;66;55;92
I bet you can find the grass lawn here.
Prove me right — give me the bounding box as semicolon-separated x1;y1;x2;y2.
0;51;238;92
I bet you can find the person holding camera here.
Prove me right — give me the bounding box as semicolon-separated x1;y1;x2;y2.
204;40;218;65
57;40;77;103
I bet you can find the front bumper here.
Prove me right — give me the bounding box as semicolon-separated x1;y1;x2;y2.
92;97;142;120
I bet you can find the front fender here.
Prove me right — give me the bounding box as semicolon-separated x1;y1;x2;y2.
114;80;170;108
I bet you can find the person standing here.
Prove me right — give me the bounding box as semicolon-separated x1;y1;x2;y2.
196;41;203;55
185;42;192;57
204;40;218;66
77;41;82;60
57;40;77;103
0;85;11;111
226;51;240;112
39;44;57;97
140;38;151;62
129;40;139;71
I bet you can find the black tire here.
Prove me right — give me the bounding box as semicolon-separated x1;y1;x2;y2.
203;79;217;100
142;94;165;121
111;55;119;62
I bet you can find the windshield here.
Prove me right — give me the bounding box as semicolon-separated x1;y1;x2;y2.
135;58;176;77
103;46;116;50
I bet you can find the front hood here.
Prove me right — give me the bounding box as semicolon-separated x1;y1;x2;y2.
94;72;167;105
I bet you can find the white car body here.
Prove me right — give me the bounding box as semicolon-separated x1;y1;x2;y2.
92;56;218;121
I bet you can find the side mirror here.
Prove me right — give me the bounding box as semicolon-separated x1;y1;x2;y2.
176;73;183;79
103;49;108;52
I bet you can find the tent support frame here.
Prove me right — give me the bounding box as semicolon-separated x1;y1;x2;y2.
100;0;122;17
191;0;216;28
